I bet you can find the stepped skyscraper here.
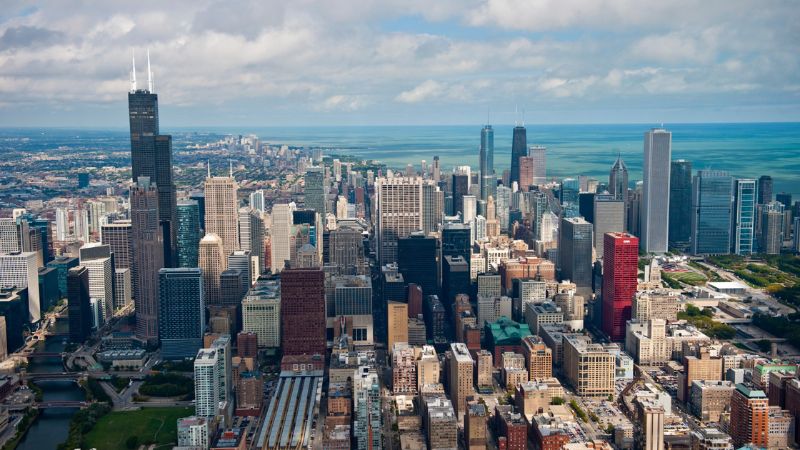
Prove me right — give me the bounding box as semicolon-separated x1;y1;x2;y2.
479;124;495;203
128;51;178;267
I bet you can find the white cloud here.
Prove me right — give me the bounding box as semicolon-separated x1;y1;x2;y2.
396;80;445;103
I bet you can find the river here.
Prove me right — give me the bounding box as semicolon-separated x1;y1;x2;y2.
16;318;85;450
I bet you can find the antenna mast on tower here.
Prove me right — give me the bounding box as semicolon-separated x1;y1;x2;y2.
130;50;137;92
147;49;154;92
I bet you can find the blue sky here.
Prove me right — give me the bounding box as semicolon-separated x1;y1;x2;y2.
0;0;798;127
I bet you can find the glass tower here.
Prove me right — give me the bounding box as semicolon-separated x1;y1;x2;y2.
668;160;692;250
176;200;200;267
479;125;495;202
510;125;527;187
691;170;733;255
732;179;757;255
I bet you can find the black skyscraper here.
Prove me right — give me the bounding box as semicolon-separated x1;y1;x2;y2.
128;56;177;267
758;175;773;205
452;173;469;215
669;160;692;250
68;266;92;343
510;125;527;187
398;233;440;298
442;222;471;262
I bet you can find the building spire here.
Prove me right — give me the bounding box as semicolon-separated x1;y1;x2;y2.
229;160;233;178
130;50;137;92
146;48;153;92
207;160;211;178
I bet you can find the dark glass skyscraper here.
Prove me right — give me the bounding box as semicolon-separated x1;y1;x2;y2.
608;155;628;202
128;62;177;267
510;125;527;187
67;266;91;343
668;160;692;251
158;268;204;359
398;232;440;297
176;200;200;267
479;125;495;202
757;175;773;205
691;170;733;255
452;173;469;215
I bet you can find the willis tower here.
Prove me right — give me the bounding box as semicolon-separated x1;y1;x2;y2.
128;51;178;267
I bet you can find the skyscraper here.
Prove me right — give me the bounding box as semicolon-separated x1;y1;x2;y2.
398;232;440;297
668;160;692;250
280;268;325;356
204;175;240;257
510;125;527;187
130;177;165;342
479;125;495;202
593;194;625;259
759;201;784;254
198;233;226;306
270;203;295;274
602;232;639;341
238;208;264;278
303;166;325;216
67;266;91;343
729;384;769;448
757;175;773;205
128;54;177;267
452;173;469;215
691;170;733;255
529;145;547;186
194;348;221;418
101;221;134;302
176;200;200;267
642;128;672;253
609;155;628;202
375;177;438;265
158;268;205;359
79;243;115;324
732;179;757;255
249;189;266;213
559;217;593;298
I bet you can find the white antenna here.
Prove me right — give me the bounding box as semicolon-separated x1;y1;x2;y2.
130;50;137;92
229;160;233;178
146;48;153;92
207;160;211;178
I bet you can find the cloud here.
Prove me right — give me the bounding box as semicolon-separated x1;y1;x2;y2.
0;25;63;49
396;80;445;103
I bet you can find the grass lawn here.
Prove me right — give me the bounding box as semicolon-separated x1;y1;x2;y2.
669;271;707;286
83;407;193;450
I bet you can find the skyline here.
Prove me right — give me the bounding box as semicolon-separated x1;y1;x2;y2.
1;1;799;126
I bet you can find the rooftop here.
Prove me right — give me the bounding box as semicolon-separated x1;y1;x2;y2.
487;317;532;345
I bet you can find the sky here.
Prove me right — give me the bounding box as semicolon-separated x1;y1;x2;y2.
0;0;799;127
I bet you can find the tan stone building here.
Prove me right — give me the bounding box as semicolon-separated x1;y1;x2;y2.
563;334;615;397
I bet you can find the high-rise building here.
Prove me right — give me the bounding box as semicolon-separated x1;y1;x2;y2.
529;145;547;186
242;278;281;348
176;200;200;267
563;334;615;397
387;301;408;350
732;179;757;255
204;175;240;257
757;175;773;205
67;266;91;343
101;221;134;299
668;160;692;250
691;170;733;255
452;173;469;215
328;224;367;276
55;208;70;241
304;166;326;216
609;155;629;202
448;342;474;417
193;348;221;418
158;268;204;359
130;177;165;342
237;209;264;279
248;189;266;213
375;177;438;265
639;401;665;450
729;384;769;448
522;335;553;379
198;233;226;306
642;128;672;253
559;217;593;298
0;218;21;254
759;201;784;254
353;366;382;449
0;252;40;322
280;268;325;355
602;232;639;341
177;417;209;449
510;125;527;187
190;192;206;232
479;125;495;202
47;256;79;299
678;351;722;402
398;232;439;297
128;62;177;267
270;203;295;273
593;194;626;259
79;244;114;324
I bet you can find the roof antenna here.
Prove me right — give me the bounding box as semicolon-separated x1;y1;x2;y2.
515;104;519;126
130;50;137;92
147;48;153;92
207;160;211;178
229;160;233;178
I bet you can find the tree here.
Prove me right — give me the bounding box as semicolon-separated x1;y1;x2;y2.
125;436;139;449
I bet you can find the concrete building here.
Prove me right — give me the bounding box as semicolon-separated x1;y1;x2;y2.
638;400;665;450
270;202;295;273
690;380;734;422
602;232;639;341
177;416;210;449
678;350;722;403
194;348;222;418
632;290;680;323
281;268;326;356
464;400;488;450
242;278;281;347
525;302;563;334
522;335;553;379
79;244;114;324
689;427;733;450
424;396;458;450
729;384;769;448
559;217;594;297
563;334;615;397
354;366;382;450
642;128;672;253
392;344;417;395
387;301;409;351
0;251;40;322
158;268;205;359
417;346;440;391
448;343;474;417
625;319;669;366
375;177;440;265
204;175;240;257
593;195;626;259
198;233;227;306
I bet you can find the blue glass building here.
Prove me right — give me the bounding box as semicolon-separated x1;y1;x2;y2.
158;268;204;359
176;200;200;267
691;170;733;255
732;179;757;255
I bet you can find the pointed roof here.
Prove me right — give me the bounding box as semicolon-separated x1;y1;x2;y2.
611;153;627;172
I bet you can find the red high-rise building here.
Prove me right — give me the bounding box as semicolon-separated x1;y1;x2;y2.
407;283;423;318
602;232;639;341
280;268;326;355
730;384;769;448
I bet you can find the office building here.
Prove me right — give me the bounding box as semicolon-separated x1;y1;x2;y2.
593;195;626;258
397;232;439;297
563;334;615;397
522;335;553;379
689;427;733;450
249;189;266;213
453;172;469;215
387;301;408;351
678;350;722;402
128;73;178;266
194;348;221;418
158;268;204;359
198;233;227;306
442;255;470;309
392;344;416;394
242;278;281;348
375;176;439;265
642;128;672;253
602;233;638;341
47;256;78;299
559;217;593;297
759;201;784;254
238;209;264;278
228;250;253;293
479;124;495;202
176;200;201;267
304;166;326;216
639;401;665;450
732;179;757;255
691;170;733;255
270;202;295;273
100;221;135;297
729;384;769;448
609;155;629;202
448;342;474;417
354;366;382;449
0;252;40;322
690;380;734;422
529;145;547;186
632;290;680;323
79;244;114;324
67;266;91;343
424;396;458;450
496;405;528;450
757;175;773;204
281;268;325;356
130;177;165;342
465;400;488;450
510;124;527;187
204;175;240;257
